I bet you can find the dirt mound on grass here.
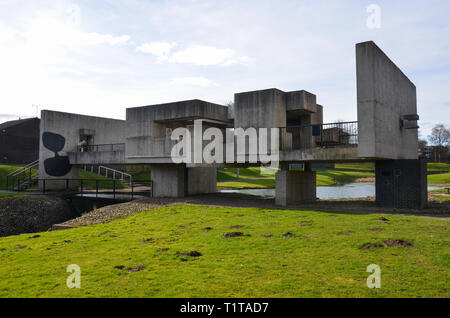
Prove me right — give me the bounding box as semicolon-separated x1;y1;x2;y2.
0;196;76;237
359;243;384;249
223;232;244;238
384;239;413;247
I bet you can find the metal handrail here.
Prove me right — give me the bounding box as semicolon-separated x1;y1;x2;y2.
78;143;125;152
279;121;358;129
14;178;153;199
7;160;39;177
280;121;358;151
83;165;132;185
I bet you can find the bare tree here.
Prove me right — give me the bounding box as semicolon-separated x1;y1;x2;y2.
428;124;450;162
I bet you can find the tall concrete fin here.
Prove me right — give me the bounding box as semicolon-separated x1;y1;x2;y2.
356;41;418;160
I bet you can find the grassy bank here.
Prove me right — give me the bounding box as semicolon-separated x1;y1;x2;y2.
0;205;448;297
218;164;375;189
218;163;450;190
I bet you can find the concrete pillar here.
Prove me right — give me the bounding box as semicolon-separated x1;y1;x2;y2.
187;167;217;195
375;159;427;209
275;170;316;206
151;164;186;197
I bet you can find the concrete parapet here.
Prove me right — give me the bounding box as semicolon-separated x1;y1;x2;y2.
275;170;316;206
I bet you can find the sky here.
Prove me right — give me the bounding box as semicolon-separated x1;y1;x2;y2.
0;0;449;138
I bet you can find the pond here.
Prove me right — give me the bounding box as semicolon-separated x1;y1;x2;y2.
220;183;443;200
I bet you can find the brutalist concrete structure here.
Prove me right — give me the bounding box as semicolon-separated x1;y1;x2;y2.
36;41;426;209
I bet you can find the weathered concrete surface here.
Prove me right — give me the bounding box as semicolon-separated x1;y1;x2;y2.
375;159;427;209
275;170;316;206
68;150;125;165
187;167;217;195
286;90;317;113
126;100;230;163
38;110;125;190
234;88;287;129
151;164;217;197
151;164;186;197
356;41;418;160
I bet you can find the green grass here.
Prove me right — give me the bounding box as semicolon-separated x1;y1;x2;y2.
218;164;375;189
0;205;448;298
217;167;265;181
0;164;35;189
427;163;450;171
218;178;275;189
78;170;127;189
0;193;28;199
132;172;151;182
428;173;450;184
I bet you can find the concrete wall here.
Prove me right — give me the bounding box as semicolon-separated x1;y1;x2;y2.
234;89;286;129
187;167;217;195
275;170;316;206
150;164;216;197
151;164;186;197
38;110;125;189
126;100;229;163
356;41;418;160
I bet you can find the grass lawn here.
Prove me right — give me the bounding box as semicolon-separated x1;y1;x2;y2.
427;163;450;171
0;205;448;298
428;173;450;184
217;164;375;189
0;193;28;199
78;170;127;189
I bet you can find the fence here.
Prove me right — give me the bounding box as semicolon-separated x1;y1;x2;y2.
78;143;125;152
279;121;358;151
9;178;152;199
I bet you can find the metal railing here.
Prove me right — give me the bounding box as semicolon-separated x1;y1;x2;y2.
77;143;125;152
6;160;39;190
11;178;153;199
83;165;132;185
279;121;358;151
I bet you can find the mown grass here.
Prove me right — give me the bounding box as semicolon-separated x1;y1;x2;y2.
0;164;37;189
217;164;375;189
0;205;448;298
428;173;450;184
78;170;127;189
427;163;450;171
0;193;28;199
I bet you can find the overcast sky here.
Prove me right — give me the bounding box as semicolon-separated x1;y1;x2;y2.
0;0;448;137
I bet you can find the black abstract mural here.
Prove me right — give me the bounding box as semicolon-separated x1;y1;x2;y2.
42;132;72;177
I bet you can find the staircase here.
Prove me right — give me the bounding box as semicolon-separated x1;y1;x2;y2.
6;160;39;191
82;165;132;186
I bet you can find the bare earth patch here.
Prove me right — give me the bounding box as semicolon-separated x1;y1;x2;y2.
384;239;413;247
359;243;384;249
223;232;244;238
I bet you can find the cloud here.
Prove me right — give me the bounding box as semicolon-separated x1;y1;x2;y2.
25;17;131;48
170;77;215;87
136;41;176;62
168;45;251;66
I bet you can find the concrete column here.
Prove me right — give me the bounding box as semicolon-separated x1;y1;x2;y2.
275;170;316;206
375;159;427;209
187;167;217;195
151;164;186;197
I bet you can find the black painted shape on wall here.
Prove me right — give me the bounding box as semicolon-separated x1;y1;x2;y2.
42;132;72;177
